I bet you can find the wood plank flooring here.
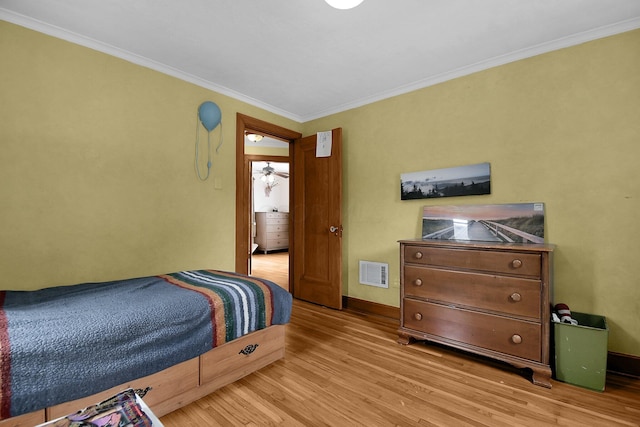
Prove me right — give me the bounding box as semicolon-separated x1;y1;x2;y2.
160;255;640;426
250;251;289;290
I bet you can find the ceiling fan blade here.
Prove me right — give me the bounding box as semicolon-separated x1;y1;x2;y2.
274;172;289;178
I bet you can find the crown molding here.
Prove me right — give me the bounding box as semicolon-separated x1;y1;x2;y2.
1;8;303;123
300;17;640;122
4;9;639;124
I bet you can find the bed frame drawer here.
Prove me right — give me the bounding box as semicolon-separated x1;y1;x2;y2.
0;410;44;426
46;357;199;420
200;325;286;385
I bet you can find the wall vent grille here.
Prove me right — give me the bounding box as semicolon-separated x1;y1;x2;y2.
359;261;389;288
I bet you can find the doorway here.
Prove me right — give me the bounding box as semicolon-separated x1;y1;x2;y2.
234;114;301;290
235;114;343;309
250;159;290;290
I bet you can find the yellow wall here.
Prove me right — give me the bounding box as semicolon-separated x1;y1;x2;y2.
303;29;640;356
0;21;301;288
1;21;638;355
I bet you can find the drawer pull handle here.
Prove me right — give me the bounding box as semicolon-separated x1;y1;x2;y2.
511;259;523;269
510;292;522;302
414;313;423;321
414;251;423;259
511;334;522;344
239;344;259;355
414;278;423;286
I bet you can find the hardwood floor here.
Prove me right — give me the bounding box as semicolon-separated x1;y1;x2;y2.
251;251;289;290
160;296;640;426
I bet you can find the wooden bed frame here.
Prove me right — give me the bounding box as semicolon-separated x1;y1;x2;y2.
0;324;286;427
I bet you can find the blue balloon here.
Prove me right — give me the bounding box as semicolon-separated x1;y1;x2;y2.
198;101;221;132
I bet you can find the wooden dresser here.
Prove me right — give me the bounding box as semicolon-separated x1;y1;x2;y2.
398;239;555;387
255;212;289;253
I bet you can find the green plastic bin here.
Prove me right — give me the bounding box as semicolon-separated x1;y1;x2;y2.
554;311;608;391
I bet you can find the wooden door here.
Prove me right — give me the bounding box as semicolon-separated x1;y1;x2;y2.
291;128;343;309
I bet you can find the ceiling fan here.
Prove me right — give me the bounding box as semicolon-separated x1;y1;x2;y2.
258;162;288;197
261;162;289;179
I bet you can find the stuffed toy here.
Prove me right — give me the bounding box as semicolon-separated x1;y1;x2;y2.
554;303;578;325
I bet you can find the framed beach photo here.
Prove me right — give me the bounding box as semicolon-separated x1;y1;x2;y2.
401;162;490;200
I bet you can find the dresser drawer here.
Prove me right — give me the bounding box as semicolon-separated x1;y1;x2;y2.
266;218;288;225
404;246;541;278
266;223;288;232
403;299;542;361
404;265;541;319
267;231;289;240
264;212;288;219
266;238;288;249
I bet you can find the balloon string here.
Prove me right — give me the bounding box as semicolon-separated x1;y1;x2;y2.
195;111;211;181
215;121;224;154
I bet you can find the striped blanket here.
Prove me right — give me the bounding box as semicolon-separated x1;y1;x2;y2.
0;270;292;419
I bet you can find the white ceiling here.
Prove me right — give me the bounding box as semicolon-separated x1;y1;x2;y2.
2;0;640;122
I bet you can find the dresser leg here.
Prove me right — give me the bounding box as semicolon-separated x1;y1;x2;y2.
530;367;552;388
397;332;414;345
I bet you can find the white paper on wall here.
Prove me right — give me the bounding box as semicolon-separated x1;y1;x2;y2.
316;131;332;157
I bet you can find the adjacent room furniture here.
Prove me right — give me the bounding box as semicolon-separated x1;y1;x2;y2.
255;212;289;253
398;239;555;387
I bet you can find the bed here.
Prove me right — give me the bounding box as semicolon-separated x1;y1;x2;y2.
0;269;292;426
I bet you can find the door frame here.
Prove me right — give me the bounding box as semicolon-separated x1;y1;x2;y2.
235;114;301;276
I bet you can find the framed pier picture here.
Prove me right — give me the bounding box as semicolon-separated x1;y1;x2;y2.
422;203;545;243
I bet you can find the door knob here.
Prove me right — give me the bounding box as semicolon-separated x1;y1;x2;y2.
329;225;343;236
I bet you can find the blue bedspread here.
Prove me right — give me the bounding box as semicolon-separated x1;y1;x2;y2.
0;270;292;419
